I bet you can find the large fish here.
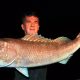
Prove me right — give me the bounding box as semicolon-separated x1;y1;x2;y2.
0;34;80;77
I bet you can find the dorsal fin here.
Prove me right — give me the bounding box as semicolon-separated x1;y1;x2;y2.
52;36;71;44
22;35;71;43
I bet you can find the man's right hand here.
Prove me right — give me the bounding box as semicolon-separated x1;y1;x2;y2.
76;33;80;48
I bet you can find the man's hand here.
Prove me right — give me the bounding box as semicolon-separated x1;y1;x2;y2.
77;33;80;38
76;33;80;48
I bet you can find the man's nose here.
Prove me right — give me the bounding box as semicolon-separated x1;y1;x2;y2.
31;23;35;27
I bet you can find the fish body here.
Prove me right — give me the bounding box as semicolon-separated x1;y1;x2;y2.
0;36;79;67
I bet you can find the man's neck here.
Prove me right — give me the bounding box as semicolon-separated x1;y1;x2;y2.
25;33;38;36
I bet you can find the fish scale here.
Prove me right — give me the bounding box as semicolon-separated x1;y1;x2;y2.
0;35;79;68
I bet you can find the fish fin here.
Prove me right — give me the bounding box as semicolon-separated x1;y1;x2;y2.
53;36;71;44
16;67;29;77
0;58;15;67
59;54;73;64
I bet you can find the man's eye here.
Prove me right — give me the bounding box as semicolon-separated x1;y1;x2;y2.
35;21;38;23
26;21;30;23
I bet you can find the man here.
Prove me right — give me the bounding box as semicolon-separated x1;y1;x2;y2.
15;12;47;80
21;12;48;80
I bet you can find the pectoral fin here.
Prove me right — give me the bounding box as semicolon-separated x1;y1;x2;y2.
59;54;73;64
16;67;29;77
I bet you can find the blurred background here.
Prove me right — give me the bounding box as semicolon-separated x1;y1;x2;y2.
0;0;80;80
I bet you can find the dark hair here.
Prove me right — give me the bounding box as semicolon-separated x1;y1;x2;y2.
21;11;39;24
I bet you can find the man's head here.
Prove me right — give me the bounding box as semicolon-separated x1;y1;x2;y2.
21;12;40;35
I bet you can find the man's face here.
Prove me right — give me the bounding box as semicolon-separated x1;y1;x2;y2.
21;16;39;35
